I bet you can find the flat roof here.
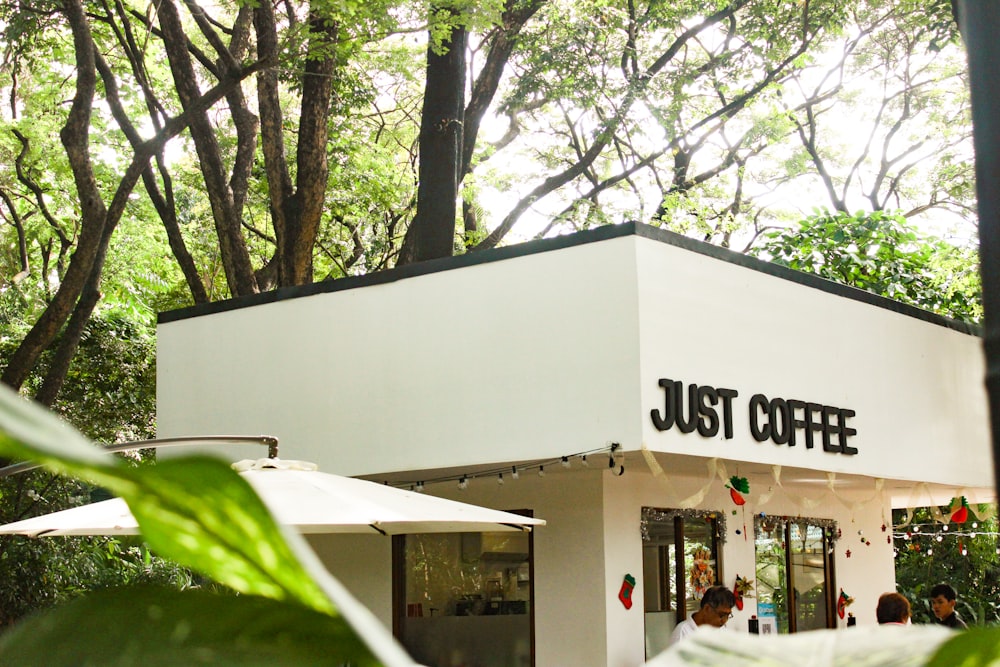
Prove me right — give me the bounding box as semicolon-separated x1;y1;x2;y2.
158;222;980;337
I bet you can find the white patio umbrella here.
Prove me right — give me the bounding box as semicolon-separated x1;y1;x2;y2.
0;458;544;537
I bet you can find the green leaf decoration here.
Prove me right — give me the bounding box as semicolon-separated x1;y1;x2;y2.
0;586;379;667
927;628;1000;667
729;476;750;494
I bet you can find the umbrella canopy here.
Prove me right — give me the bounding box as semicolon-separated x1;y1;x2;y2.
0;458;544;537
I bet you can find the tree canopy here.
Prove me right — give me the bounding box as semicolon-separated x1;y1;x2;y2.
0;0;986;634
0;0;976;402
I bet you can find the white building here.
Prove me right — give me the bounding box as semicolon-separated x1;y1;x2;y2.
156;222;994;667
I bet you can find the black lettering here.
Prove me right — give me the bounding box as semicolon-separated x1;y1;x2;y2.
718;388;738;439
821;405;840;452
803;402;824;449
650;378;676;431
786;399;807;446
749;394;770;441
697;386;720;437
674;382;698;434
839;408;858;455
770;398;791;445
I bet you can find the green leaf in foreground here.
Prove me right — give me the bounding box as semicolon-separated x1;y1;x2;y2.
112;456;337;615
0;586;380;666
0;387;332;614
0;384;417;666
926;628;1000;667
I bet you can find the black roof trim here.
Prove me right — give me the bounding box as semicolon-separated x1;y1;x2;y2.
158;222;981;336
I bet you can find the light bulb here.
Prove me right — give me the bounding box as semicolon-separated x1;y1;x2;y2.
458;476;468;490
415;482;424;493
927;548;933;555
936;535;943;542
581;455;589;467
497;473;504;486
538;466;545;477
942;525;949;531
511;466;519;480
561;456;570;468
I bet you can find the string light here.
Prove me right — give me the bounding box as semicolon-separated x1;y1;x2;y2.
373;443;620;491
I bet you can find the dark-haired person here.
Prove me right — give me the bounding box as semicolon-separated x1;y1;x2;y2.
668;585;736;646
930;583;968;629
876;592;911;625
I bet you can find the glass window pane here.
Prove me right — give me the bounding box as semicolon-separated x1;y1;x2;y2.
789;523;829;632
682;518;718;616
400;531;532;667
754;523;790;634
754;516;834;634
642;509;720;659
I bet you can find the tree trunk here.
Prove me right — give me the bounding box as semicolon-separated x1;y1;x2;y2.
157;0;258;297
397;8;467;266
254;3;338;287
1;0;105;392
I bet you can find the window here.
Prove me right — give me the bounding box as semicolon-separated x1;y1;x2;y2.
394;527;533;667
754;515;837;633
641;508;723;659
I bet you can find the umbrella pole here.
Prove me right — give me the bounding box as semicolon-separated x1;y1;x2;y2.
0;435;279;478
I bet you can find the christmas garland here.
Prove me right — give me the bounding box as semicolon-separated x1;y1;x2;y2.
641;507;728;545
753;513;841;545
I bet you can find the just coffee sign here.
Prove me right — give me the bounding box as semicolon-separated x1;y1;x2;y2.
650;378;858;455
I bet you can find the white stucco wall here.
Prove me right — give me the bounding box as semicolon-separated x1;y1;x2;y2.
305;533;393;629
157;237;642;476
634;236;991;490
158;230;990;493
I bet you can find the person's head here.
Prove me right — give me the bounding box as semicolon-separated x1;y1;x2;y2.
930;583;958;620
698;585;736;627
876;592;911;624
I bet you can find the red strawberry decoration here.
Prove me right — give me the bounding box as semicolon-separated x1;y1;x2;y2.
726;476;750;505
950;496;969;524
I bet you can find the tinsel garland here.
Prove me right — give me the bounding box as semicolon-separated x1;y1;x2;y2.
754;513;841;545
641;507;727;545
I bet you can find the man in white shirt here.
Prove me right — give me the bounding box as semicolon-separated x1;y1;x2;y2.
669;585;736;646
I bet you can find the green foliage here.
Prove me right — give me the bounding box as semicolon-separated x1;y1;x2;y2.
0;586;375;667
928;628;1000;667
893;507;1000;627
0;383;414;664
751;210;982;323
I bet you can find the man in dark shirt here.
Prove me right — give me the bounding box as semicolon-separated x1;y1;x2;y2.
930;583;968;629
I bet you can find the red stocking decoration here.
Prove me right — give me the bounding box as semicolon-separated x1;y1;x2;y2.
837;588;852;620
619;574;636;610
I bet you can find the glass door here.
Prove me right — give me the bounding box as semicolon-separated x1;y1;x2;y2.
642;508;722;658
754;515;836;633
